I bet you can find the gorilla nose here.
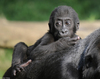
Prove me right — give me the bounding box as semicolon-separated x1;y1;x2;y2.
61;29;67;34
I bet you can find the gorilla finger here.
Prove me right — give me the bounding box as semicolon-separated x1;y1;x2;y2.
13;69;17;76
78;36;81;39
20;59;32;68
69;37;79;41
19;66;25;72
16;67;21;72
77;36;81;40
69;41;77;45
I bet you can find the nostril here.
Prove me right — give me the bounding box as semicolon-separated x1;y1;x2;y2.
62;31;65;34
65;30;67;33
61;30;67;34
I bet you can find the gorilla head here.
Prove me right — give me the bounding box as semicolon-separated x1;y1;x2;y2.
49;5;80;39
82;36;100;79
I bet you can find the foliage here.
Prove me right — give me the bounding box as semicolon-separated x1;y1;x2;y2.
0;48;13;77
0;0;100;21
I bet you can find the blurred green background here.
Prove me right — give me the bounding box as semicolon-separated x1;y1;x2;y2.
0;0;100;77
0;0;100;21
0;48;13;77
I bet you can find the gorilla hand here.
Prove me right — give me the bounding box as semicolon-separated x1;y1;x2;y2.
57;36;80;49
12;60;32;76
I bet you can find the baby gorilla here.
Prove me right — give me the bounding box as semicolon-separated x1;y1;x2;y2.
3;5;80;78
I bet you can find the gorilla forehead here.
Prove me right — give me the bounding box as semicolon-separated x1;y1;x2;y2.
50;5;76;18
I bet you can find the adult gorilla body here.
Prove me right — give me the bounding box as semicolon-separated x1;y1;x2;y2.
8;28;100;79
3;5;80;78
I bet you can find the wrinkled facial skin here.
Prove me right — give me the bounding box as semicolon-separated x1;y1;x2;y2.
83;47;100;79
54;17;74;38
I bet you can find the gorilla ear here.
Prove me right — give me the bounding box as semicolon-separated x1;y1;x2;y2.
48;23;51;30
48;23;53;33
84;55;92;68
76;22;79;31
74;22;79;33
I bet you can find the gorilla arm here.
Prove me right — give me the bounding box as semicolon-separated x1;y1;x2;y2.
29;32;79;60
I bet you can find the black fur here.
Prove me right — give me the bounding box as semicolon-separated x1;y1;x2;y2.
3;5;100;79
3;5;80;79
23;28;100;79
8;28;100;79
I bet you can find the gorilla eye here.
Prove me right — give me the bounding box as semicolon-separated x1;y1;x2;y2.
56;22;59;26
65;20;71;25
56;22;62;27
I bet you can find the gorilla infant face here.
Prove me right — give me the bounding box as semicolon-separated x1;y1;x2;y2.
54;16;74;38
49;6;79;39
